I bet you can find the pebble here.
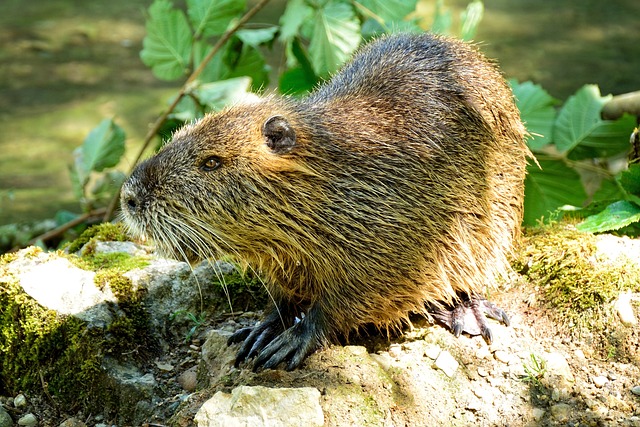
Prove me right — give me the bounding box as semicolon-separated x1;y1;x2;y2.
574;349;586;360
155;361;174;371
18;413;38;427
550;403;571;422
631;385;640;396
59;417;88;427
424;344;441;360
178;366;198;392
14;393;27;408
494;350;510;364
532;407;545;421
434;350;459;378
477;366;489;377
593;375;608;388
614;292;637;326
0;407;12;427
475;346;491;360
388;344;402;359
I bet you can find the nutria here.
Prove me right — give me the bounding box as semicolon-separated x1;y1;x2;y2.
120;32;529;371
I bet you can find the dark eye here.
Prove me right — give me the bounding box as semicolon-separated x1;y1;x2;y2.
200;156;221;172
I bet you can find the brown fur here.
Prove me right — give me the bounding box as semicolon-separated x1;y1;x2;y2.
121;33;529;347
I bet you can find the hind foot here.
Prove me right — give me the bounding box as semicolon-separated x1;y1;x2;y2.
431;297;510;344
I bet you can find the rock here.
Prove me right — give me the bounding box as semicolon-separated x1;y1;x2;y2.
195;386;324;427
178;366;198;392
494;350;510;364
541;352;574;385
550;403;571;422
198;329;236;388
434;350;459;378
58;417;88;427
593;375;608;388
632;385;640;396
0;406;12;427
532;407;545;421
91;241;147;257
14;393;27;408
17;413;37;427
614;292;637;326
424;344;441;360
9;250;116;327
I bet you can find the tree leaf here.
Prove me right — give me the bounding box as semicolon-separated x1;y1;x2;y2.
223;38;270;90
619;163;640;197
357;0;417;22
577;200;640;233
431;0;452;35
510;80;558;151
187;0;245;39
567;114;637;160
235;26;278;46
80;119;126;174
308;1;361;77
523;159;587;225
459;0;484;41
554;85;635;159
193;77;254;111
279;0;313;43
140;0;193;81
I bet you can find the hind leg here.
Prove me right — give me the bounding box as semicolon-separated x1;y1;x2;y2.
430;296;510;344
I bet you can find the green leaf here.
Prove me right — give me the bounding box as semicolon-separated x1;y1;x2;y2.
141;0;193;81
235;27;278;46
554;85;636;159
357;0;418;22
224;39;270;90
193;77;254;111
91;170;127;202
523;159;587;225
279;37;318;95
187;0;246;39
569;114;637;160
459;0;484;41
193;39;228;83
308;1;361;77
619;163;640;197
80;119;126;174
279;0;313;42
577;200;640;233
510;80;558;152
431;0;452;35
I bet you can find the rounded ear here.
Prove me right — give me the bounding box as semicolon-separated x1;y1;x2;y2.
263;115;296;154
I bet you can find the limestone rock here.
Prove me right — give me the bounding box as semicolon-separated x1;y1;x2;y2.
195;386;324;427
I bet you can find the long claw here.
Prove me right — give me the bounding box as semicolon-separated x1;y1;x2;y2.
431;296;510;343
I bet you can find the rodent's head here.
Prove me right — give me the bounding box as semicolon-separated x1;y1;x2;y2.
120;101;315;264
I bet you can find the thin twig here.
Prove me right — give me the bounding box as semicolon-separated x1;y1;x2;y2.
11;207;107;252
103;0;273;222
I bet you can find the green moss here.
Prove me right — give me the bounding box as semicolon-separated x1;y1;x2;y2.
515;223;640;338
0;249;154;416
66;222;130;254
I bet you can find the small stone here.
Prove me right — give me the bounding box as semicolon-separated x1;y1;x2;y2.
14;393;27;408
494;350;510;364
614;292;637;326
434;350;459;378
388;344;402;358
18;413;38;427
532;407;545;421
550;403;571;422
0;406;12;427
593;375;608;388
477;366;489;377
155;361;174;371
475;346;491;360
59;417;88;427
551;387;560;401
574;349;586;360
631;385;640;396
178;366;198;392
424;344;441;360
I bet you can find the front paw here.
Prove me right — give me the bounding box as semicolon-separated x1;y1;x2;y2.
228;310;287;367
252;315;321;371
